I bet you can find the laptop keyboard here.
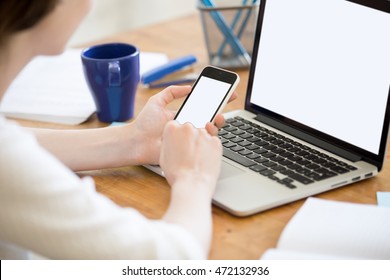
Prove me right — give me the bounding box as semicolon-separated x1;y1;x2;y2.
219;116;357;189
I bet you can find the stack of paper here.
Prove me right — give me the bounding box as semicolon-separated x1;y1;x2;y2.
0;49;168;125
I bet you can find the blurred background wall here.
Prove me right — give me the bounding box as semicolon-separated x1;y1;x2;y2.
69;0;198;46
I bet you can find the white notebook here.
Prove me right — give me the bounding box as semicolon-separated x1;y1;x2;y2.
261;197;390;259
0;49;168;125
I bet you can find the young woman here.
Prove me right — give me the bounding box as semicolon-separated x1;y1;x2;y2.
0;0;233;259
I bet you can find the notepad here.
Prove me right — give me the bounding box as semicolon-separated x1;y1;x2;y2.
377;192;390;208
261;197;390;259
0;49;94;125
0;49;168;125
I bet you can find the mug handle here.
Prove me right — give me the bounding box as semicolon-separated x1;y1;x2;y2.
108;61;121;86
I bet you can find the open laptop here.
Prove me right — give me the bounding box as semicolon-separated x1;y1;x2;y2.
147;0;390;216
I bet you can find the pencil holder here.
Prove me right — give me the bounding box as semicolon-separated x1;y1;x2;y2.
197;0;259;69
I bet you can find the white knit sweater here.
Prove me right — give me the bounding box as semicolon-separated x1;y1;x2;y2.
0;116;204;259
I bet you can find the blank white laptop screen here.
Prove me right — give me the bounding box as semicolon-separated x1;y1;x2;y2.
250;0;390;154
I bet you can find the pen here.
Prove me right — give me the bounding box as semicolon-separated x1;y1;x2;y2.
147;74;198;89
236;0;259;40
217;0;259;58
141;55;197;85
201;0;251;66
217;0;249;57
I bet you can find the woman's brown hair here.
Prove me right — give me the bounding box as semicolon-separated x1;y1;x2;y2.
0;0;60;46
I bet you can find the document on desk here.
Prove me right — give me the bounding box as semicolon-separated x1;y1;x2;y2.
261;197;390;260
377;192;390;208
0;49;168;125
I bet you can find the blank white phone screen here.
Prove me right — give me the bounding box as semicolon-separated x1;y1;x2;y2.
176;76;231;128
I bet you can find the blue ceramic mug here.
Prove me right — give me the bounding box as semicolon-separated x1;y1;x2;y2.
81;43;140;122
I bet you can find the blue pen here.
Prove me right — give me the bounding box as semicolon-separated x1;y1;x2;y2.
217;0;258;57
236;0;259;40
201;0;251;66
217;0;248;57
147;74;198;89
141;55;197;85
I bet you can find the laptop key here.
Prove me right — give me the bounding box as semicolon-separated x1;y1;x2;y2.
246;136;260;142
279;159;293;166
225;118;235;123
260;169;276;176
250;164;268;172
296;159;311;166
218;130;228;136
253;148;268;154
223;117;354;187
288;173;314;185
280;151;294;158
321;161;336;168
271;165;287;172
223;148;257;167
239;124;253;131
239;149;252;156
247;153;260;160
312;171;337;181
238;140;253;147
231;137;244;143
262;152;276;158
284;183;297;189
231;121;245;127
329;165;349;174
231;146;244;152
221;138;229;144
223;142;236;148
255;157;269;164
263;144;278;151
282;177;294;184
254;140;268;146
241;132;254;139
246;144;260;151
280;169;295;176
272;148;285;154
224;126;238;132
346;165;358;171
222;133;237;140
279;143;293;149
263;161;277;168
232;129;245;136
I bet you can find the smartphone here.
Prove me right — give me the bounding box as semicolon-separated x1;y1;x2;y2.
174;66;240;128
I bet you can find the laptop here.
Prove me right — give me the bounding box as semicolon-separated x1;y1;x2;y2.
147;0;390;216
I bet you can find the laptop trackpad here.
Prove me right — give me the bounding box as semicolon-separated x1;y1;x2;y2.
219;162;245;180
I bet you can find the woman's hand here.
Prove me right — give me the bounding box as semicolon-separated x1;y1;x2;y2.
132;85;237;165
160;120;223;254
160;121;222;191
131;86;190;165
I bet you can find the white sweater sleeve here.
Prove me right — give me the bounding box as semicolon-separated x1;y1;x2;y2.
0;118;204;259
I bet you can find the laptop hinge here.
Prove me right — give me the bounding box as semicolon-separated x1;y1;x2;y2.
255;114;362;162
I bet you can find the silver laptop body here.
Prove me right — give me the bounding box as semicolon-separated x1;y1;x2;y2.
146;0;390;216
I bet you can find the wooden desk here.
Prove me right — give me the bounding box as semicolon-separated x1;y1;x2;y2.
15;14;390;259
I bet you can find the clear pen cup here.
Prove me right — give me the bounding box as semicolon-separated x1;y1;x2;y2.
197;0;259;69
